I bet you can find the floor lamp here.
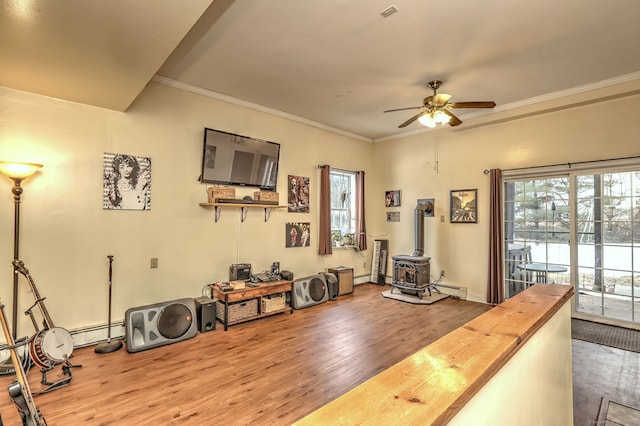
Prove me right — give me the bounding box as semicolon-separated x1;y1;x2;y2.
0;160;43;340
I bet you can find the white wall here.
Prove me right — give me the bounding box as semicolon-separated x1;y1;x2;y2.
0;82;373;335
2;78;639;337
449;301;573;425
371;89;640;302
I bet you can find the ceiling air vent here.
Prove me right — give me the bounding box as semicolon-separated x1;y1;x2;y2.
380;5;398;18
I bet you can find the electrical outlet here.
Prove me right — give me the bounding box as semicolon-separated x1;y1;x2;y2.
150;258;158;269
440;270;445;277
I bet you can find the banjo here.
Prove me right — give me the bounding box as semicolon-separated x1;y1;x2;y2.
13;260;74;370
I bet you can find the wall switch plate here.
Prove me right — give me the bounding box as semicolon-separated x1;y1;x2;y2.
150;258;158;269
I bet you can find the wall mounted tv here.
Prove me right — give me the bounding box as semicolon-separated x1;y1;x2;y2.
200;127;280;191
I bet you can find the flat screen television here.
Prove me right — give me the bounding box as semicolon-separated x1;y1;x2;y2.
200;127;280;191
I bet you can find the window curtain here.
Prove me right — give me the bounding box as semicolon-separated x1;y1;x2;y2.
355;171;367;251
318;165;332;255
487;168;504;304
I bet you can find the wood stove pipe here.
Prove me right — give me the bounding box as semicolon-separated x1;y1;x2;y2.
412;200;433;257
413;206;425;257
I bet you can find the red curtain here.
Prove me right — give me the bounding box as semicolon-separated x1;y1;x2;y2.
355;171;367;251
487;168;504;304
318;165;332;255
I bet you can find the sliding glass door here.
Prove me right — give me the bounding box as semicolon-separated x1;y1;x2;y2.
504;166;640;326
504;177;570;298
574;171;640;323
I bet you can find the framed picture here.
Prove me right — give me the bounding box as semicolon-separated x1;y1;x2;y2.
386;212;400;222
287;175;310;212
286;222;310;247
103;152;151;210
450;189;477;223
385;190;401;207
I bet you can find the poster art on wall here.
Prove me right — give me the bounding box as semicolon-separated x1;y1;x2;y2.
286;222;310;247
103;152;151;210
288;175;310;212
385;190;401;207
450;189;477;223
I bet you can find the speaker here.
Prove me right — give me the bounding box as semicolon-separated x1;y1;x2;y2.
322;272;338;301
292;274;329;309
125;298;198;353
328;267;354;296
194;296;216;333
229;263;252;281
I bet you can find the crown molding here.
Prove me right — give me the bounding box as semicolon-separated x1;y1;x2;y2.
152;76;373;143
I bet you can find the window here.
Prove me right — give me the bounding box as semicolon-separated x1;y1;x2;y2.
330;169;356;245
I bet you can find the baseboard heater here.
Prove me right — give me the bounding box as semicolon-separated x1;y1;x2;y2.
432;283;467;300
69;321;126;348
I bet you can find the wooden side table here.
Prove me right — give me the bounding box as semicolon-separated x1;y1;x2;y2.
213;280;293;331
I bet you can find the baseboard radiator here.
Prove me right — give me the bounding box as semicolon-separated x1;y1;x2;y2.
432;283;468;300
69;321;126;348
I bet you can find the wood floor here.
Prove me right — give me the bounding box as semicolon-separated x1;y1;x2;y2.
0;284;491;425
1;284;636;425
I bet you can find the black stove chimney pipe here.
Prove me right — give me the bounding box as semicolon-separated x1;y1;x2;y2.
413;205;425;257
412;201;433;257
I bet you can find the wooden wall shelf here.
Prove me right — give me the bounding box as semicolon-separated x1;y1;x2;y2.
199;202;285;222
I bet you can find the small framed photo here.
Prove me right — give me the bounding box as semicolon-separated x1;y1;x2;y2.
385;190;401;207
450;189;477;223
286;222;310;247
386;212;400;222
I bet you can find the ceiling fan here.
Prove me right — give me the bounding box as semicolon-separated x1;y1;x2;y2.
384;80;496;128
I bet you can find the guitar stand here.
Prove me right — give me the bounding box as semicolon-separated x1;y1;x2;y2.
38;359;82;394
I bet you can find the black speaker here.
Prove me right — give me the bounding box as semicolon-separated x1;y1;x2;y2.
195;296;216;333
125;298;198;353
322;272;338;301
281;270;294;281
292;274;328;309
230;263;252;281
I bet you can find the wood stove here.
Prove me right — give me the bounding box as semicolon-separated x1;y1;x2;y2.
390;201;438;299
392;255;431;296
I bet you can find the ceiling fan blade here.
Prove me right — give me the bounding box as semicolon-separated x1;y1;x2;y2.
383;106;421;113
443;109;462;127
398;111;426;128
450;101;496;109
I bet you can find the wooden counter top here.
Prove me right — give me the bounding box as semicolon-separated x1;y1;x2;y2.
295;284;574;426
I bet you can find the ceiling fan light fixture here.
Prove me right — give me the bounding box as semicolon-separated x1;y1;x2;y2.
434;109;450;125
418;113;436;128
418;110;449;128
385;80;495;129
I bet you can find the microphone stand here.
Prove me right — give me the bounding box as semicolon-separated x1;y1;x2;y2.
95;255;123;354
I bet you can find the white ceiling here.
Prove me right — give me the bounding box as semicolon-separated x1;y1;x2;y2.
3;0;640;141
